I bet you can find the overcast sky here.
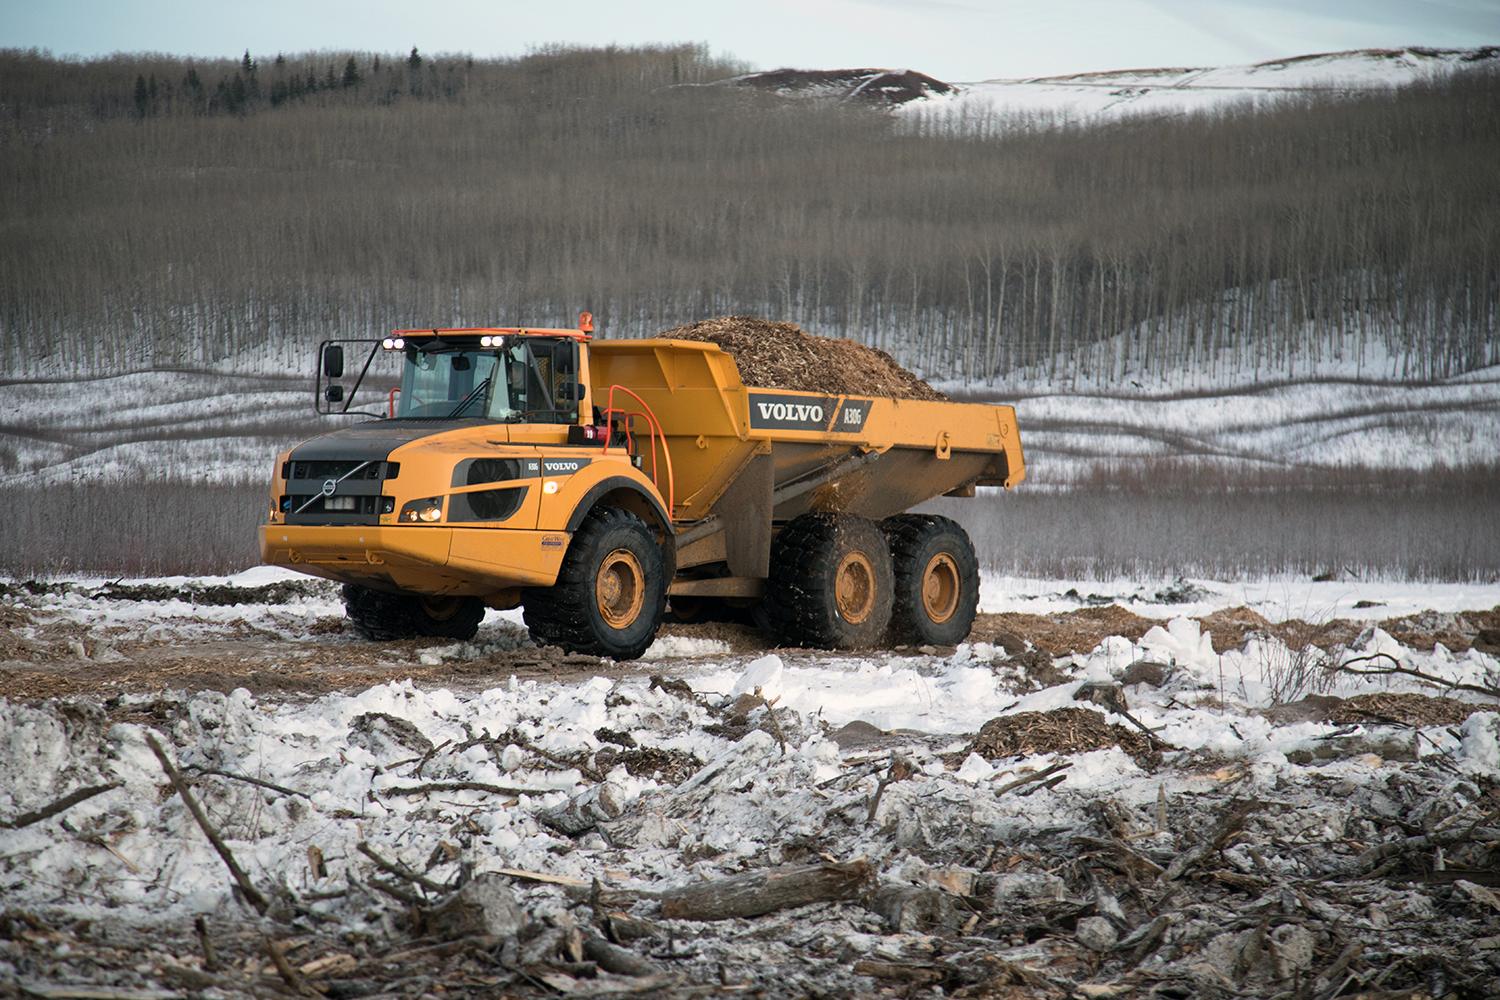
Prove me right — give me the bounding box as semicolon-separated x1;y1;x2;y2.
3;0;1497;80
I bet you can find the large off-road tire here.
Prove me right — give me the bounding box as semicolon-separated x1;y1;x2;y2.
342;584;483;641
343;584;419;641
522;506;667;660
883;514;979;647
762;513;894;649
410;595;486;640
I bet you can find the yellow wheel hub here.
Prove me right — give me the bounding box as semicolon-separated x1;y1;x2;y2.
834;551;876;625
596;549;646;629
419;597;462;621
920;553;960;624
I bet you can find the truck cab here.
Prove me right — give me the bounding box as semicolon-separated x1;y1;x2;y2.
260;315;675;657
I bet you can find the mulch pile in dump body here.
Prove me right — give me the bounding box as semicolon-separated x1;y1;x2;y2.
659;316;947;401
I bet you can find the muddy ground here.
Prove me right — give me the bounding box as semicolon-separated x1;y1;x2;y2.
3;580;1497;702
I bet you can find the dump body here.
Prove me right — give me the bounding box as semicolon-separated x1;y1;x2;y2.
259;331;1023;604
588;339;1022;591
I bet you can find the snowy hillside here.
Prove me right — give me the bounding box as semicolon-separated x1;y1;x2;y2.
898;46;1500;126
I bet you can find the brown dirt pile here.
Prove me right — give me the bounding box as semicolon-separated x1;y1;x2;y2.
660;316;946;401
1329;693;1487;727
1378;607;1500;653
973;606;1156;656
968;707;1156;765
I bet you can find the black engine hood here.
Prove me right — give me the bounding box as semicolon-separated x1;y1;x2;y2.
289;418;488;462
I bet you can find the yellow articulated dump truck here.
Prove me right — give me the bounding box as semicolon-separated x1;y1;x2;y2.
259;314;1024;659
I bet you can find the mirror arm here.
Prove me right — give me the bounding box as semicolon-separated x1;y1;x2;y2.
341;341;381;414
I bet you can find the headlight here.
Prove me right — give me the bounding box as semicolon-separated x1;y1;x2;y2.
399;497;443;523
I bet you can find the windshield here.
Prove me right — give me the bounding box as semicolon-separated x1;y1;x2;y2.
394;337;579;422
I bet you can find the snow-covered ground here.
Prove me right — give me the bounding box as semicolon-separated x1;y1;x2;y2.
3;568;1498;994
900;47;1500;128
5;360;1498;488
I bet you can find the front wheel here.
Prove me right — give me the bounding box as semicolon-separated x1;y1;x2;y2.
343;585;484;641
523;507;666;660
883;514;979;646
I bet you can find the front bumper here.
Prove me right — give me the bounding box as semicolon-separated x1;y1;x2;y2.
259;524;570;595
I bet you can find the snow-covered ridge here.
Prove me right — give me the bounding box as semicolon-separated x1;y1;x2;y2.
898;46;1499;125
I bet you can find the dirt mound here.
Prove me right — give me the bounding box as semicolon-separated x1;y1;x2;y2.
968;707;1156;764
660;316;946;402
595;745;704;785
91;580;334;606
1329;693;1487;727
973;606;1156;657
1379;607;1500;653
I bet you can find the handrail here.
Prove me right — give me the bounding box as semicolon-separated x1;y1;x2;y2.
600;384;675;513
387;386;400;418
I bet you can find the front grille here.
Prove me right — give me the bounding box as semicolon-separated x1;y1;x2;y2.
281;494;393;518
282;455;398;525
282;460;399;481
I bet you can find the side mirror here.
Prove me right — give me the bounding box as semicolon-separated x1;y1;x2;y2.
322;345;345;379
556;382;585;403
324;385;344;403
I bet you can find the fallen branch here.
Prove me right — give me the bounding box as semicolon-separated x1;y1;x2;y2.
265;937;318;997
659;860;872;921
1346;809;1500;875
518;735;605;782
356;841;449;893
583;934;658;977
754;687;787;755
184;766;310;800
366;876;425;907
992;760;1072;797
866;756;915;823
1;781;122;830
194;915;219;972
1334;652;1500;700
145;733;270;916
1073;835;1165;880
1162;799;1260;882
382;780;554;798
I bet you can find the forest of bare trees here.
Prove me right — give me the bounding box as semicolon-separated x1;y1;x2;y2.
1;43;1496;384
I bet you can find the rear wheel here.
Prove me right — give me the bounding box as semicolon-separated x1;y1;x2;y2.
883;514;979;646
762;513;893;649
523;506;666;660
343;585;483;641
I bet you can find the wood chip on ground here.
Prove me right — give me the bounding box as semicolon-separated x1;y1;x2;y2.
967;707;1158;766
1329;692;1488;727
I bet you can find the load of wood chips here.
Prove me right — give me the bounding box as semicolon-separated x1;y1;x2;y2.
1329;692;1485;727
659;316;947;401
968;707;1157;765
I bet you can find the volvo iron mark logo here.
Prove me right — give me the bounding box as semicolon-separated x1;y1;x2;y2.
747;392;872;432
321;478;338;497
